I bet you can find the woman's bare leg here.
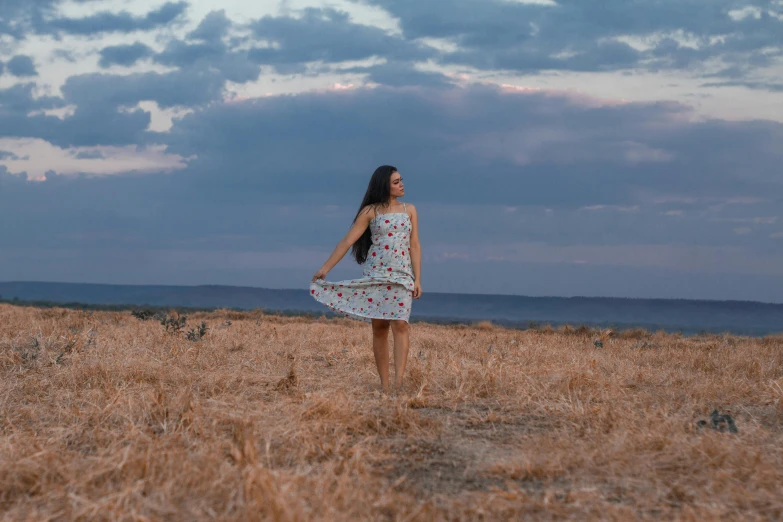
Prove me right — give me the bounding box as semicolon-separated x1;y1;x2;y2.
391;320;410;389
371;319;391;389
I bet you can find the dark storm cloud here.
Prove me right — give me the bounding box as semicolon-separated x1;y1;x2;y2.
5;60;255;147
43;1;188;36
343;61;453;87
98;42;155;68
153;9;258;83
0;2;780;300
3;0;778;87
61;68;226;109
155;40;225;66
187;9;231;42
0;0;187;38
35;7;261;147
152;40;260;83
1;70;212;148
0;0;59;38
354;0;783;78
0;107;150;148
2;85;782;299
51;106;151;147
1;7;260;148
159;84;783;208
0;81;152;147
6;83;781;213
0;83;64;114
5;67;229;147
247;8;434;70
5;55;37;77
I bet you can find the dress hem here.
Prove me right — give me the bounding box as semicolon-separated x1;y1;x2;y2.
317;299;410;323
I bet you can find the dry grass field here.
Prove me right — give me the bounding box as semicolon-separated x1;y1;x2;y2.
1;303;782;521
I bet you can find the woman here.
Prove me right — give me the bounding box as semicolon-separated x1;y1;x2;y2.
311;165;422;391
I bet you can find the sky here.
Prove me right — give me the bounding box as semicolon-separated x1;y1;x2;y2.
1;0;782;302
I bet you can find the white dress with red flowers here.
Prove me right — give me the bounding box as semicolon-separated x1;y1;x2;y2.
310;206;415;322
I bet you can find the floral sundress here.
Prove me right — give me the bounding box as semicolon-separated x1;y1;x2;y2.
310;203;415;322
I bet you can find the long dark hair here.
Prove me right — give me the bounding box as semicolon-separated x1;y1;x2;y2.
351;165;397;264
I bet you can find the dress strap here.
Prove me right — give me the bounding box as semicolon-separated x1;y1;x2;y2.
403;202;407;212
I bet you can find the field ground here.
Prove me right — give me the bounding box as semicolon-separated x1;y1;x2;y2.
1;304;782;520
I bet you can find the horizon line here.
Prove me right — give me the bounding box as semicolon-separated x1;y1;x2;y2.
2;280;782;306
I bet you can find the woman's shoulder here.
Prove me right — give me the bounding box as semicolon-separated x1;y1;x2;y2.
358;204;377;220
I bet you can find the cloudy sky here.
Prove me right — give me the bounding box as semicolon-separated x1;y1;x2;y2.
1;0;782;302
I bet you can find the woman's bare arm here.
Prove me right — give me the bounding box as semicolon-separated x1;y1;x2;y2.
408;204;422;287
313;206;374;278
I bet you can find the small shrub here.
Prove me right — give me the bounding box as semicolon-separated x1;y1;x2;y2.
161;313;187;334
131;308;157;321
186;321;208;342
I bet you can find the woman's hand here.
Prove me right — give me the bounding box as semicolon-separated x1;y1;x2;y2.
311;267;328;282
413;282;423;299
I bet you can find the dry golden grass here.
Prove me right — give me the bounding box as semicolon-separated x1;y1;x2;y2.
1;303;782;521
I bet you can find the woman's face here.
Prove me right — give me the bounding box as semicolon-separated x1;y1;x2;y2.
390;171;405;198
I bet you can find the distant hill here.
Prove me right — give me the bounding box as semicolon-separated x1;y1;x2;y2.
1;281;781;336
